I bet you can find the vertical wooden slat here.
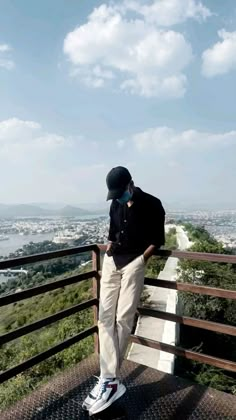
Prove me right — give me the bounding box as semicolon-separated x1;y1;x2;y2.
92;247;101;354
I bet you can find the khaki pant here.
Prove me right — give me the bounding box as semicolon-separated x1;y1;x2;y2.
98;253;145;378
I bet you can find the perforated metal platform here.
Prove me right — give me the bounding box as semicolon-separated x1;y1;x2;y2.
1;354;236;419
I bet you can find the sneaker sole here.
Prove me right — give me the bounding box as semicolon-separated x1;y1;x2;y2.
82;398;97;411
89;384;126;416
82;402;90;411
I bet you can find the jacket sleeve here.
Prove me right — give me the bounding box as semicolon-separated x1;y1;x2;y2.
108;202;116;242
148;199;165;248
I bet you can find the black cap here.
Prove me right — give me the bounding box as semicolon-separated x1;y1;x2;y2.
106;166;132;200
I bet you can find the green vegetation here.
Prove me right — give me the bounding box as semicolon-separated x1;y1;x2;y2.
176;224;236;394
165;226;177;250
141;227;178;304
3;225;233;408
144;226;177;279
0;240;90;296
0;227;178;410
0;282;94;410
0;241;94;411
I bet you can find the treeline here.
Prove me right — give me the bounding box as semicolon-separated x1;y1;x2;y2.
175;224;236;395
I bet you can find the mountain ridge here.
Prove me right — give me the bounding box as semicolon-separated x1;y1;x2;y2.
0;204;106;217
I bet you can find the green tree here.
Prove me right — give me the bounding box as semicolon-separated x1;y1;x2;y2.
176;224;236;394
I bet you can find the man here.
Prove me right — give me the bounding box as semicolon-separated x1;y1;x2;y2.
83;166;165;416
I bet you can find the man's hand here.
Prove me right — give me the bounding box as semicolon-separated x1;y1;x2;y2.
106;242;113;252
143;245;156;263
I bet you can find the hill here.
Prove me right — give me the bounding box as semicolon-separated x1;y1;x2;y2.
57;205;90;216
0;204;50;217
0;204;98;218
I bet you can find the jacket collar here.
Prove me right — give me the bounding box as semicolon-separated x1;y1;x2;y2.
132;186;143;202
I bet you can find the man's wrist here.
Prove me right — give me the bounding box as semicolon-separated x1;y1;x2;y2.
106;242;113;252
143;245;156;262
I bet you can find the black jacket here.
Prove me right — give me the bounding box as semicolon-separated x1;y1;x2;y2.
108;187;165;259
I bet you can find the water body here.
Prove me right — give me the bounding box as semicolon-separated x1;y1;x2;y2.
0;214;107;285
0;233;54;257
0;233;54;285
0;214;107;258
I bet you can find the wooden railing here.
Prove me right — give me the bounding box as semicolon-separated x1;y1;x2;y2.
0;245;101;383
137;250;236;373
0;244;236;385
99;244;236;373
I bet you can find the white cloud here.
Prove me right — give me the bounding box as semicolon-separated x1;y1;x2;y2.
36;163;108;205
202;30;236;77
1;117;236;205
0;43;14;70
120;0;212;26
127;125;236;206
0;117;108;203
117;139;126;149
132;126;236;152
0;118;67;162
63;2;197;98
0;44;11;52
70;64;115;88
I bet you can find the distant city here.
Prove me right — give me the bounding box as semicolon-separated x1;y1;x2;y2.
0;215;108;257
167;210;236;248
1;208;236;259
1;207;236;286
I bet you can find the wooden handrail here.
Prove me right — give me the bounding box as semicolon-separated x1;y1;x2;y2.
144;278;236;300
97;244;236;263
138;307;236;336
0;270;97;307
0;244;97;270
0;326;98;384
0;298;98;346
130;335;236;373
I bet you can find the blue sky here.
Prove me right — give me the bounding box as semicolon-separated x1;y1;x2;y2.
0;0;236;208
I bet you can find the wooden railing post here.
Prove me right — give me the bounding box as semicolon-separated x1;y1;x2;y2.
92;246;101;354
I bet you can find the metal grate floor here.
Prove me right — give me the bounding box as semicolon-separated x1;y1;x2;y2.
1;354;236;419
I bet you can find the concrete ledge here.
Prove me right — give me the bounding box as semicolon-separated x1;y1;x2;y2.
157;289;178;374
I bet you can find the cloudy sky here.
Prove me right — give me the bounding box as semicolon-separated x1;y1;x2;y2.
0;0;236;208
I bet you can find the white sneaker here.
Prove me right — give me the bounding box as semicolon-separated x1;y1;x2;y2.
82;376;103;410
88;378;126;416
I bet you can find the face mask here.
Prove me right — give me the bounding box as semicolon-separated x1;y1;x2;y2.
117;190;133;204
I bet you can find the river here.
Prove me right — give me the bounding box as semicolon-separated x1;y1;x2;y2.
0;232;55;285
0;214;108;285
0;233;54;257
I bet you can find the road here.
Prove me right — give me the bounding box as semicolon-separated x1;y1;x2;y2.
176;226;192;250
